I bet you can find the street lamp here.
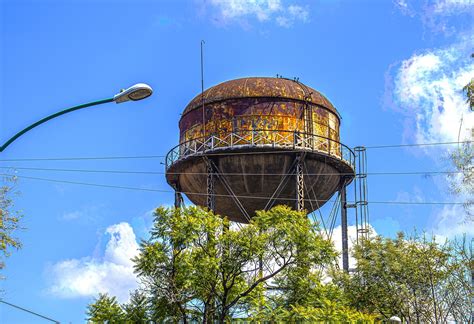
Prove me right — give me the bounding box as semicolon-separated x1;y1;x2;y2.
114;83;153;103
0;83;153;152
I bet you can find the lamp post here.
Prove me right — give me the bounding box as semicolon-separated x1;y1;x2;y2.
0;83;153;152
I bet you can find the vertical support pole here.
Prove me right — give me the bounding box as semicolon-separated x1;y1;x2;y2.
340;178;349;273
296;156;304;212
174;191;183;209
471;239;474;323
207;161;215;211
174;183;183;209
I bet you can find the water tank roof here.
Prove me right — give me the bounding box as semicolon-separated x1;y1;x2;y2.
183;77;339;116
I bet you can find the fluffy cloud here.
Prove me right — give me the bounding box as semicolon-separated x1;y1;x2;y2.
206;0;309;27
393;0;416;17
58;204;106;223
48;223;139;302
388;42;474;145
430;0;473;15
331;225;377;270
394;0;474;33
386;39;473;236
387;0;473;238
276;4;309;27
431;204;474;241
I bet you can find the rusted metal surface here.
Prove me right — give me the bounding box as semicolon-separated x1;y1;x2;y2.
166;149;354;223
179;79;341;149
183;77;338;115
165;130;354;169
166;77;353;223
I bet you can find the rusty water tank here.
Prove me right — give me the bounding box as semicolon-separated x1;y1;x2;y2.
166;77;355;223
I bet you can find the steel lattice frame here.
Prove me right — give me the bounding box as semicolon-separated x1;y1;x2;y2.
296;156;305;212
206;160;216;211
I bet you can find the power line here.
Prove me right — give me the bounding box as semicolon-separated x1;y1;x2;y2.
0;155;165;162
365;140;472;149
0;140;470;162
0;300;60;323
0;166;463;177
3;173;465;206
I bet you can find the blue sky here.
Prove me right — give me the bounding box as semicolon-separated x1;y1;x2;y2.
1;0;473;322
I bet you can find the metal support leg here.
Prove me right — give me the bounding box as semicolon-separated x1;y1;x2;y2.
174;191;183;209
207;162;216;211
174;183;183;209
296;157;304;212
340;179;349;272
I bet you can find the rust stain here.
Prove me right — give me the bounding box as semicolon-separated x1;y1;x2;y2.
183;77;338;116
179;77;341;157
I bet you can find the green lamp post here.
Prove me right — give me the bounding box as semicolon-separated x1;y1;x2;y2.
0;83;153;152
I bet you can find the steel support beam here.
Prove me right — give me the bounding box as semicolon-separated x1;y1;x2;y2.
173;182;184;209
264;158;298;211
174;191;183;209
207;161;216;211
340;179;349;272
208;159;251;222
296;156;305;212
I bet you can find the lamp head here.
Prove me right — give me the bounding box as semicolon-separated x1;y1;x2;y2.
114;83;153;103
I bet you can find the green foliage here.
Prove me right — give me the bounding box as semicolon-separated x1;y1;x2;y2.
452;54;474;217
87;205;371;322
463;79;474;111
86;293;124;323
335;233;473;323
0;176;22;272
463;54;474;111
251;302;376;322
122;290;150;323
449;142;473;217
133;205;340;322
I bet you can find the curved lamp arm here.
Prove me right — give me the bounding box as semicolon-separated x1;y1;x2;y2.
0;98;113;152
0;83;153;152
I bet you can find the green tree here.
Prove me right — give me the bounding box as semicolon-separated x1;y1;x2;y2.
133;205;338;322
335;233;472;323
462;53;474;111
87;205;372;322
450;53;474;218
449;141;473;217
122;290;150;323
0;176;22;274
86;293;124;323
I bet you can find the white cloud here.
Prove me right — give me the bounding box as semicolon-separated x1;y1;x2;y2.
396;186;425;203
331;225;377;270
389;42;474;146
210;0;282;21
206;0;309;27
387;39;473;240
394;0;474;34
431;204;474;241
58;204;107;223
48;222;139;302
61;211;82;221
431;0;473;14
393;0;416;17
276;4;309;27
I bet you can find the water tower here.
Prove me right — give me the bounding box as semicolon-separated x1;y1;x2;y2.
165;77;358;269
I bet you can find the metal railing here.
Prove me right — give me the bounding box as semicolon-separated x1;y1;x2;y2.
165;129;355;170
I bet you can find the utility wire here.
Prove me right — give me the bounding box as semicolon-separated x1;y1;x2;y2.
2;173;465;206
0;166;463;177
365;140;472;149
0;300;60;323
0;140;470;162
0;155;165;162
